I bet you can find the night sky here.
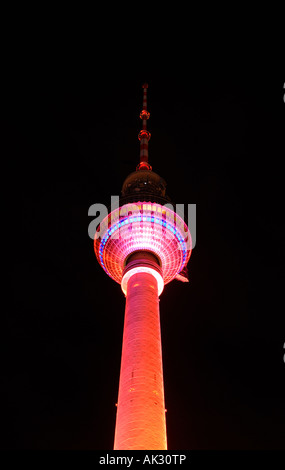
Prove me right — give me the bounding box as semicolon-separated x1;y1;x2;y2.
2;57;285;449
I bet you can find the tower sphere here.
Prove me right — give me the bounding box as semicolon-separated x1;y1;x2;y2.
94;200;191;290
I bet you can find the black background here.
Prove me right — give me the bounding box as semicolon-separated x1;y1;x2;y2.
2;46;285;450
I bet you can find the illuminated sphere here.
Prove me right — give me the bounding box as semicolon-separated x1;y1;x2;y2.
94;170;192;290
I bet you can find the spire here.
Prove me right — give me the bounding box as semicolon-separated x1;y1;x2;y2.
137;83;152;171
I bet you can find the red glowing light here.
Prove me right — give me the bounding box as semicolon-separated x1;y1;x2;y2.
136;161;152;171
138;129;151;141
140;109;150;120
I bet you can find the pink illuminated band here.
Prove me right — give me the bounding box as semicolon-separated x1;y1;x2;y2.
121;266;164;296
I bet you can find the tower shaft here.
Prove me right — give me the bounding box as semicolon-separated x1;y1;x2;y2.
114;271;167;450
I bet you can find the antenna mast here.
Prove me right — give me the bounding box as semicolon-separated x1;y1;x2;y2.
137;83;152;171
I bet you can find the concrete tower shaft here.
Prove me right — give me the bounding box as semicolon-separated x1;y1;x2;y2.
114;253;167;450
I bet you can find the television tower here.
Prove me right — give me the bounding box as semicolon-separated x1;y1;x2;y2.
94;84;192;450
